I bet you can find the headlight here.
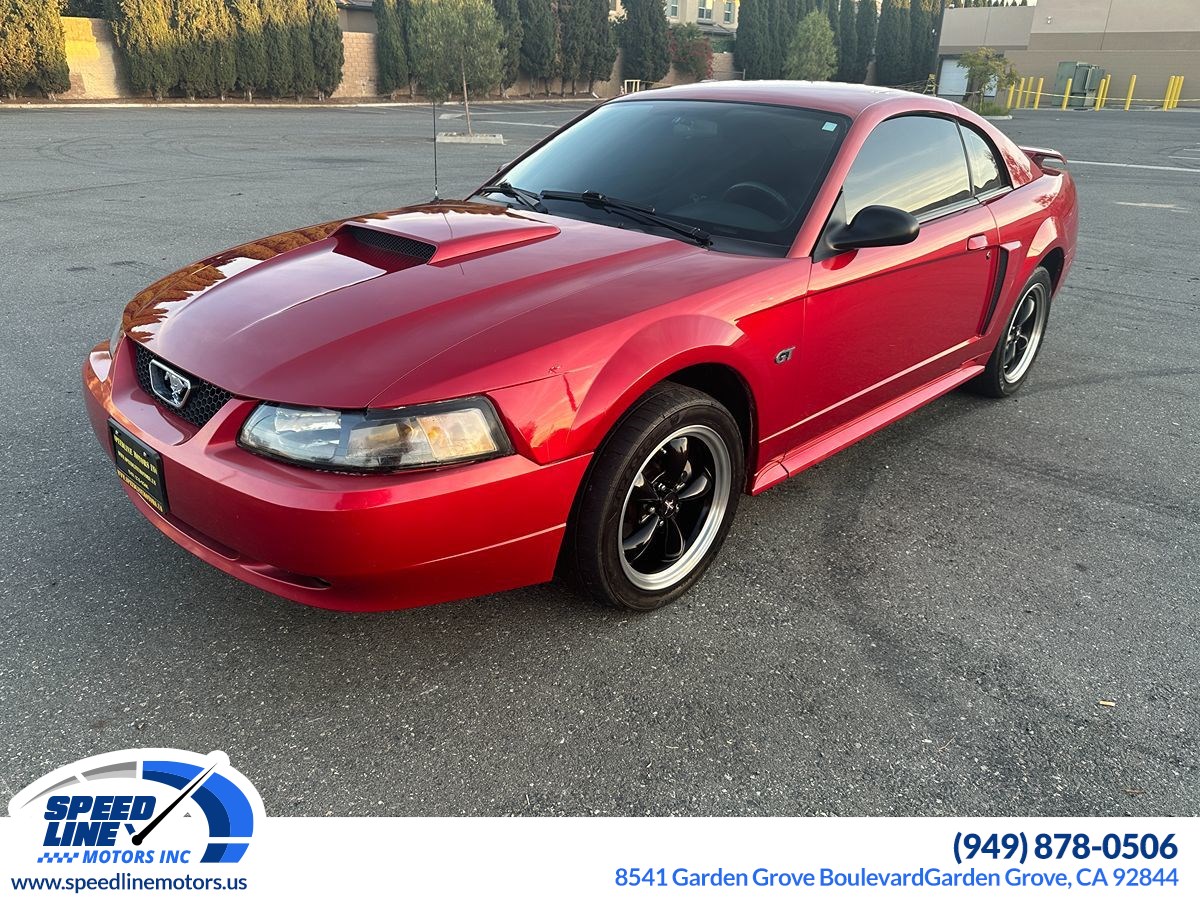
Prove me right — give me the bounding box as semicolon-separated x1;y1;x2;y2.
238;397;512;472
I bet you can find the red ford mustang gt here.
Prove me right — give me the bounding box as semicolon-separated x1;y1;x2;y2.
83;82;1077;613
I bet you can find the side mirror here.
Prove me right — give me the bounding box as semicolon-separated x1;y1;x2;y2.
827;205;920;252
495;161;509;174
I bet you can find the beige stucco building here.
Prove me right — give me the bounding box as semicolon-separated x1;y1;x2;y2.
938;0;1199;105
610;0;740;33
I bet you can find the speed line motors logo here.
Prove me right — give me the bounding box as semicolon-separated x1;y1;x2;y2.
7;748;263;868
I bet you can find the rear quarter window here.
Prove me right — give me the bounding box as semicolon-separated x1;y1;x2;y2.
960;125;1009;196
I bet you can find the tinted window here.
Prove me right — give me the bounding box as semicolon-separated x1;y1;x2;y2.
497;100;849;253
842;115;972;220
960;125;1007;195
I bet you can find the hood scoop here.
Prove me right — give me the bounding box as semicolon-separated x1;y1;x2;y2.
343;225;436;262
336;207;560;268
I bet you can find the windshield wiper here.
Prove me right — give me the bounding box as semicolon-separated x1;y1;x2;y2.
539;190;711;248
475;181;546;212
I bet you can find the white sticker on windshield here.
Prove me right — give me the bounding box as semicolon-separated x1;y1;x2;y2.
822;121;838;132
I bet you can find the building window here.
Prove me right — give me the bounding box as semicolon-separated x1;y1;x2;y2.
698;0;712;20
665;0;678;17
723;0;733;23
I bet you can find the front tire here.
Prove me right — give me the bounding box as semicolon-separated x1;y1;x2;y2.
969;267;1053;398
565;384;744;611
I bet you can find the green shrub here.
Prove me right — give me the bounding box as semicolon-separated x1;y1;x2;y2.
785;9;836;81
668;23;710;83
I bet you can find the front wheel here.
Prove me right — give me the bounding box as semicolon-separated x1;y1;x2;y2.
969;267;1053;398
565;384;744;611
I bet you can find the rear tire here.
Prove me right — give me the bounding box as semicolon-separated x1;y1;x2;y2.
565;383;744;612
969;267;1053;398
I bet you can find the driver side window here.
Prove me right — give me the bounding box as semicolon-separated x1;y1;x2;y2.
843;116;973;221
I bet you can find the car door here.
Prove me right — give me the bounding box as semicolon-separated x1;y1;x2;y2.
794;114;1000;441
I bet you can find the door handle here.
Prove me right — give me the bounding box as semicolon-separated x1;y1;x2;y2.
967;234;990;251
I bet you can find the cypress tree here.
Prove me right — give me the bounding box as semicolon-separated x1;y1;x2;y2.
874;0;908;85
557;0;590;95
175;0;219;99
491;0;522;93
853;0;875;81
1;1;36;100
308;0;343;99
28;0;70;97
375;0;411;97
908;0;933;84
581;0;616;93
286;0;316;99
213;0;237;98
226;0;267;100
835;0;855;81
618;0;669;84
111;0;177;100
517;0;557;96
260;0;293;96
733;0;769;79
768;0;794;79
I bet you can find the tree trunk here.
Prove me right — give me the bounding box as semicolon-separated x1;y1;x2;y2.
461;63;473;135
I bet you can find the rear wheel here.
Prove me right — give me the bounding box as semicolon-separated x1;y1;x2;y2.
565;384;744;611
970;267;1052;398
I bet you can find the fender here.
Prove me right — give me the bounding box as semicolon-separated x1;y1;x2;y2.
1027;216;1061;267
563;314;758;461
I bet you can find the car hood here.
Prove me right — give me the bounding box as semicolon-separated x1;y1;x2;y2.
123;202;774;408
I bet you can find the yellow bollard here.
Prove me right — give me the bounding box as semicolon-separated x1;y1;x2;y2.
1124;74;1136;110
1173;76;1185;109
1094;75;1110;110
1016;77;1026;109
1061;77;1073;110
1006;81;1016;110
1163;75;1177;110
1034;77;1045;109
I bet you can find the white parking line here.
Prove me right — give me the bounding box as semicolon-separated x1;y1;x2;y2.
1070;159;1199;173
470;120;560;129
1114;201;1183;209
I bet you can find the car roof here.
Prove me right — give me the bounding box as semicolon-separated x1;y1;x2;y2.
611;80;952;120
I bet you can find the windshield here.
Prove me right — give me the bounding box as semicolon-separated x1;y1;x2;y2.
492;99;849;255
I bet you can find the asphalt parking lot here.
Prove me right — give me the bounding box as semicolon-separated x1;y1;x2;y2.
1;100;1196;816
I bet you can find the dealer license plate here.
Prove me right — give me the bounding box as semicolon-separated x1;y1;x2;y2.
109;420;168;515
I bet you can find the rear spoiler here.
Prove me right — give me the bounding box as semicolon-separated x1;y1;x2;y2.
1021;145;1068;173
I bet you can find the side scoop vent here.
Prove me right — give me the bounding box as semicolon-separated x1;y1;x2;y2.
344;225;436;262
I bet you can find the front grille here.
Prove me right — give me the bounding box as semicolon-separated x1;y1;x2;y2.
343;225;435;262
133;343;233;429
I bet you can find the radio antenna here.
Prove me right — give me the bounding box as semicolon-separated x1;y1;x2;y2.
431;100;440;201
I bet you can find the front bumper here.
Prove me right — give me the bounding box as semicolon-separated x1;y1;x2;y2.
83;340;591;611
